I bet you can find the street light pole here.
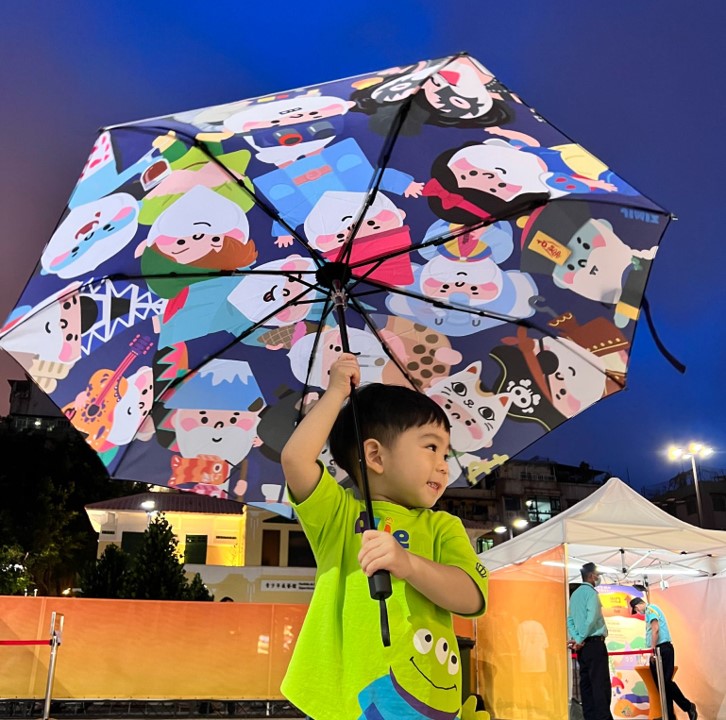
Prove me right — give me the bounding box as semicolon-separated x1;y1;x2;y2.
689;453;705;527
667;442;713;528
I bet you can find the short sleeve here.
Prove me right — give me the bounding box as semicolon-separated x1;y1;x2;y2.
437;514;489;617
288;463;354;552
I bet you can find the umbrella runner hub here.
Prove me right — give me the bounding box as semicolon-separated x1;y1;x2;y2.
314;261;352;293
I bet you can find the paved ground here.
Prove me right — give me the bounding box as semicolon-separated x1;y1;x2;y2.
0;701;304;719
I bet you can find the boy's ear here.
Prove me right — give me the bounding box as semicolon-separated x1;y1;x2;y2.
363;438;384;475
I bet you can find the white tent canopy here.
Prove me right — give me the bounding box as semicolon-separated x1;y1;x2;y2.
479;477;726;584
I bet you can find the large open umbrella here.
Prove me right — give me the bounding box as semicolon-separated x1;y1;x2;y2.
0;53;674;640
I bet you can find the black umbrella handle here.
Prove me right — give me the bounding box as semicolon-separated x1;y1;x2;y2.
332;281;392;647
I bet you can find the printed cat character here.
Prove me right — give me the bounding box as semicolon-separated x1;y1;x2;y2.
426;362;511;484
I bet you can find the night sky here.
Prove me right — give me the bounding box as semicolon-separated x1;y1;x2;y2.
1;1;724;491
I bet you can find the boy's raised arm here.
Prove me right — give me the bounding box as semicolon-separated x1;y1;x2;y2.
281;353;360;504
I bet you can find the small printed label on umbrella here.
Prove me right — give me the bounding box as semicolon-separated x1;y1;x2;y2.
529;231;571;265
261;580;315;592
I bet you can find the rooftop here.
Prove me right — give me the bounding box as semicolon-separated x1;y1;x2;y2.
85;491;244;516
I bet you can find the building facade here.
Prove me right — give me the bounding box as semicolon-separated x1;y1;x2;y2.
644;467;726;530
437;457;607;551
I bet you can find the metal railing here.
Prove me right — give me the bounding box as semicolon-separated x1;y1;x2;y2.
0;611;64;720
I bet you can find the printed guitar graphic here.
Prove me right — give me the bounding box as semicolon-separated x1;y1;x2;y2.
63;334;153;450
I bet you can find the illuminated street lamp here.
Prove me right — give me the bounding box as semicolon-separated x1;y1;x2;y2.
493;517;529;540
140;499;157;527
667;442;713;527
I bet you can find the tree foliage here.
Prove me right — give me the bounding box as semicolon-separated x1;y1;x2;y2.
123;514;192;600
80;543;130;599
0;544;34;595
0;421;145;594
80;514;213;601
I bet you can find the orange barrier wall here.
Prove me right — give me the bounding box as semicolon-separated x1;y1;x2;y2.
0;596;474;701
475;546;569;720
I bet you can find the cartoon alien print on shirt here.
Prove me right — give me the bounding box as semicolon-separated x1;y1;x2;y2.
357;623;461;719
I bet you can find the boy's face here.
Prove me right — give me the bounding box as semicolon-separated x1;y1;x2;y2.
371;422;450;509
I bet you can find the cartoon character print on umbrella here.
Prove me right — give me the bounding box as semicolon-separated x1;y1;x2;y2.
161;359;266;500
226;254;324;350
138;182;259;349
425;128;639;230
0;279;164;396
288;325;392;390
0;52;674;526
138;183;257;298
288;315;460;393
489;325;613;432
41;193;140;279
222;93;425;248
386;219;538;336
518;200;659;328
303;191;414;286
61;333;154;461
349;55;517;136
68;130;170;209
426;361;512;485
0;283;85;374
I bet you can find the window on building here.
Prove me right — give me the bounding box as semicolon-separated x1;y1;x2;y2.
711;493;726;512
476;537;494;553
525;496;561;523
184;535;208;565
261;529;281;566
287;531;316;568
686;497;698;516
504;496;520;512
121;531;144;557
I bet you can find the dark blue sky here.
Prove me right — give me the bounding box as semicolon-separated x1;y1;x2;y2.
1;1;724;490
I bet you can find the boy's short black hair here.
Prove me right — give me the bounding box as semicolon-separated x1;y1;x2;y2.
328;383;450;481
580;562;598;581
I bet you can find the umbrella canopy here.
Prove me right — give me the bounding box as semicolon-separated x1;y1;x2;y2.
0;53;672;516
479;477;726;584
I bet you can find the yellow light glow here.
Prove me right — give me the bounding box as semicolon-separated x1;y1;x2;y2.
667;446;683;461
512;518;529;529
494;526;507;534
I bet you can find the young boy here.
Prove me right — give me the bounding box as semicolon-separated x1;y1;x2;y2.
280;353;489;719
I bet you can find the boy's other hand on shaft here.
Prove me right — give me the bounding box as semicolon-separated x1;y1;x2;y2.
358;529;412;580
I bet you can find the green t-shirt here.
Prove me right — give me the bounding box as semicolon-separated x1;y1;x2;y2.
281;466;489;720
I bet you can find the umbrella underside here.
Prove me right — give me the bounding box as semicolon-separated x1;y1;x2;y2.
0;53;670;515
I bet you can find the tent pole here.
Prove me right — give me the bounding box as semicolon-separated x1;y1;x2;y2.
564;542;574;714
